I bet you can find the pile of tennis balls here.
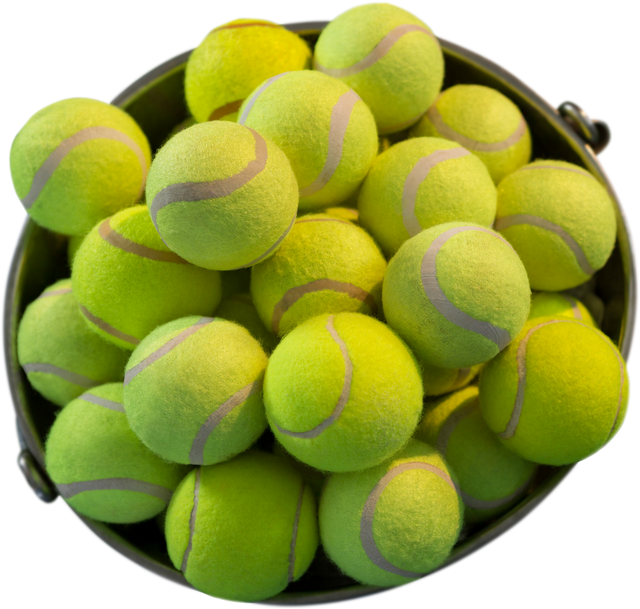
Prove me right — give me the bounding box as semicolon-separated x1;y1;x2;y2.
10;3;629;603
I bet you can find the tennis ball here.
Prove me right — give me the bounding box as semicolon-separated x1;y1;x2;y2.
495;160;617;291
215;292;278;352
421;360;482;398
10;98;151;236
17;279;128;407
264;312;423;472
238;70;378;211
322;206;360;224
251;214;387;335
165;450;318;602
358;137;497;257
146;121;298;271
185;19;311;123
411;85;532;184
528;292;595;326
124;316;268;465
416;386;537;523
479;317;629;465
72;205;221;350
273;442;326;497
314;4;444;135
319;439;463;587
383;222;531;369
45;383;187;523
67;234;85;267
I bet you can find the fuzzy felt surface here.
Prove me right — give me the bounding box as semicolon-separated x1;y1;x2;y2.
272;442;326;497
185;19;311;123
239;71;378;210
479;317;629;465
10;98;151;236
165;451;318;602
528;292;595;326
411;85;532;184
67;234;85;267
417;386;536;523
17;279;128;407
45;383;187;523
72;205;221;350
314;4;443;134
319;439;462;587
383;222;531;368
146;121;299;270
496;160;617;290
358;137;496;257
263;312;423;472
420;360;482;397
124;316;268;465
251;214;387;335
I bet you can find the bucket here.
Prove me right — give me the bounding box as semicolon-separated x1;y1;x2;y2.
5;21;635;605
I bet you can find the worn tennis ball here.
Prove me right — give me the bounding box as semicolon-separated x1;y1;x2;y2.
416;386;537;523
17;279;128;407
185;19;311;123
528;292;595;326
421;360;482;398
251;214;387;336
411;85;532;184
72;205;221;350
358;137;497;257
165;450;318;602
319;439;463;587
383;222;531;369
45;383;187;523
238;70;378;211
479;317;628;465
314;4;444;135
264;312;423;473
146;121;298;271
10;98;151;236
124;316;268;465
495;160;617;291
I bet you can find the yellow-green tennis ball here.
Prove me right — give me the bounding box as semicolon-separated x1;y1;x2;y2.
251;214;387;335
319;439;463;587
238;70;378;211
411;85;532;184
314;4;444;135
417;386;537;524
67;234;85;267
358;137;497;257
185;19;311;123
146;121;298;271
165;451;318;602
495;160;617;291
72;205;221;350
322;206;360;224
17;279;128;407
479;317;629;465
383;222;531;369
124;316;268;465
45;383;187;523
264;312;423;473
273;442;326;497
528;291;595;326
421;360;482;398
215;292;278;352
10;98;151;236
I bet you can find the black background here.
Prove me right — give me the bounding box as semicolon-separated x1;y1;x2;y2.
0;2;638;607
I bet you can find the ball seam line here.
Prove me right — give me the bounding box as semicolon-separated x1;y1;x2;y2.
420;225;512;349
208;99;244;122
189;376;264;465
237;73;289;125
271;279;377;334
272;315;352;438
99;218;188;264
124;317;214;385
22;362;100;389
561;294;583;320
401;148;471;237
360;461;456;578
288;483;306;583
56;478;173;502
37;287;72;299
298;89;360;198
80;306;141;347
20;126;148;209
79;391;125;413
313;24;438;78
181;467;201;573
494;213;596;276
